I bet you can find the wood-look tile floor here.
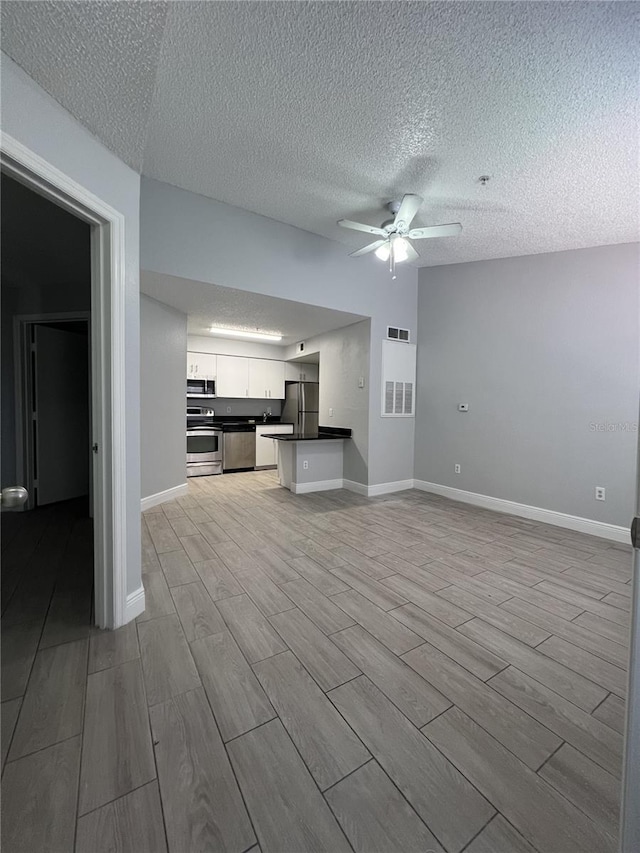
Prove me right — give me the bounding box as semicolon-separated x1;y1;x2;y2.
1;473;632;852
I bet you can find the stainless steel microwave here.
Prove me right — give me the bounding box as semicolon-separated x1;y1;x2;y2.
187;378;215;398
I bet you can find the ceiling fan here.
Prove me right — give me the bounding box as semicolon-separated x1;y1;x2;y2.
337;194;462;276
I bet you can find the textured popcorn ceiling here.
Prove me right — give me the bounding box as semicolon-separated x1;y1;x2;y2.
2;2;638;266
1;1;168;172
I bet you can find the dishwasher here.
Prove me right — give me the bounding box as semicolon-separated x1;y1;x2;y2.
222;423;256;471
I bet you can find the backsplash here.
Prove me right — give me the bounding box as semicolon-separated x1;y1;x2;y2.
188;397;283;418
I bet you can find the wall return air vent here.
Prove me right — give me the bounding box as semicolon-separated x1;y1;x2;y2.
381;340;416;418
387;326;410;343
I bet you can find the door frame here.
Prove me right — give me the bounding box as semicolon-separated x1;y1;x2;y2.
620;446;640;848
1;132;129;629
14;313;91;513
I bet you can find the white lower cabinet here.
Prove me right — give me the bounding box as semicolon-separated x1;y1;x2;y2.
256;424;294;467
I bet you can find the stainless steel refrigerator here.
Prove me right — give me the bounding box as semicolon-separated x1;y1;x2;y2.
281;381;319;435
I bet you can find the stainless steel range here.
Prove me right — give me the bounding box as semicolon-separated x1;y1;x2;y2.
186;408;222;476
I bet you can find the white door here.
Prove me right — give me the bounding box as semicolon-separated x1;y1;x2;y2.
621;439;640;849
34;324;90;505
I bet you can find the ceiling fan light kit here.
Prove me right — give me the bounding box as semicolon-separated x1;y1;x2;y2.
337;193;462;278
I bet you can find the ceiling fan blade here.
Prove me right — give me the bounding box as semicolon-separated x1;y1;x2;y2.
338;219;386;237
394;194;423;230
409;222;462;240
404;242;420;262
349;239;387;258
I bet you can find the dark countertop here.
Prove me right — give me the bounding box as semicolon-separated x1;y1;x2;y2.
188;416;296;430
262;426;352;442
210;416;292;426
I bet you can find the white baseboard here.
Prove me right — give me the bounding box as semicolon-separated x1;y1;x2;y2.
343;479;415;497
368;479;415;497
342;479;368;495
413;480;629;543
291;478;344;494
124;585;145;622
141;483;189;512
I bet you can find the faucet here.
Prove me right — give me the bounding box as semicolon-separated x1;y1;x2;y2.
263;411;268;423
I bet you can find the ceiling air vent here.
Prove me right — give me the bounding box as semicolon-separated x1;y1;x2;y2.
387;326;410;342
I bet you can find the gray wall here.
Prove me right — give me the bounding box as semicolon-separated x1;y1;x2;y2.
415;242;639;527
141;177;418;487
2;52;142;597
284;320;370;485
141;295;187;499
212;399;283;418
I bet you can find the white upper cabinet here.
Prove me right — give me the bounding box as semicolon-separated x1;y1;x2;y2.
187;351;217;378
189;350;292;398
248;359;285;399
284;362;319;382
216;355;249;397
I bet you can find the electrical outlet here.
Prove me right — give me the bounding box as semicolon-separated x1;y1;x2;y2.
267;407;271;415
595;486;606;501
226;406;231;413
329;408;334;418
454;464;461;474
358;377;365;389
303;460;309;470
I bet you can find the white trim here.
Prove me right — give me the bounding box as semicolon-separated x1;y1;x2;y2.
414;480;628;543
291;478;344;494
141;483;189;512
368;479;415;497
125;585;146;621
343;478;415;497
342;479;369;496
1;132;129;629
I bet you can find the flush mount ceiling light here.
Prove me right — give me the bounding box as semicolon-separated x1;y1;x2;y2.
209;327;282;342
338;194;462;279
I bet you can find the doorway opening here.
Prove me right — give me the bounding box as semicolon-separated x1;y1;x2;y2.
1;133;131;630
2;176;95;642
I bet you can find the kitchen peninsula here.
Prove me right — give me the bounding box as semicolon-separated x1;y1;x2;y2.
263;427;352;493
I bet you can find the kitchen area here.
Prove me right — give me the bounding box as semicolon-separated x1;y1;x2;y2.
186;347;349;488
140;282;370;506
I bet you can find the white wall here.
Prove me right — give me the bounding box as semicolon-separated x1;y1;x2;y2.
415;243;640;527
141;295;187;499
141;177;418;486
1;53;142;596
284;320;370;485
188;334;286;360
